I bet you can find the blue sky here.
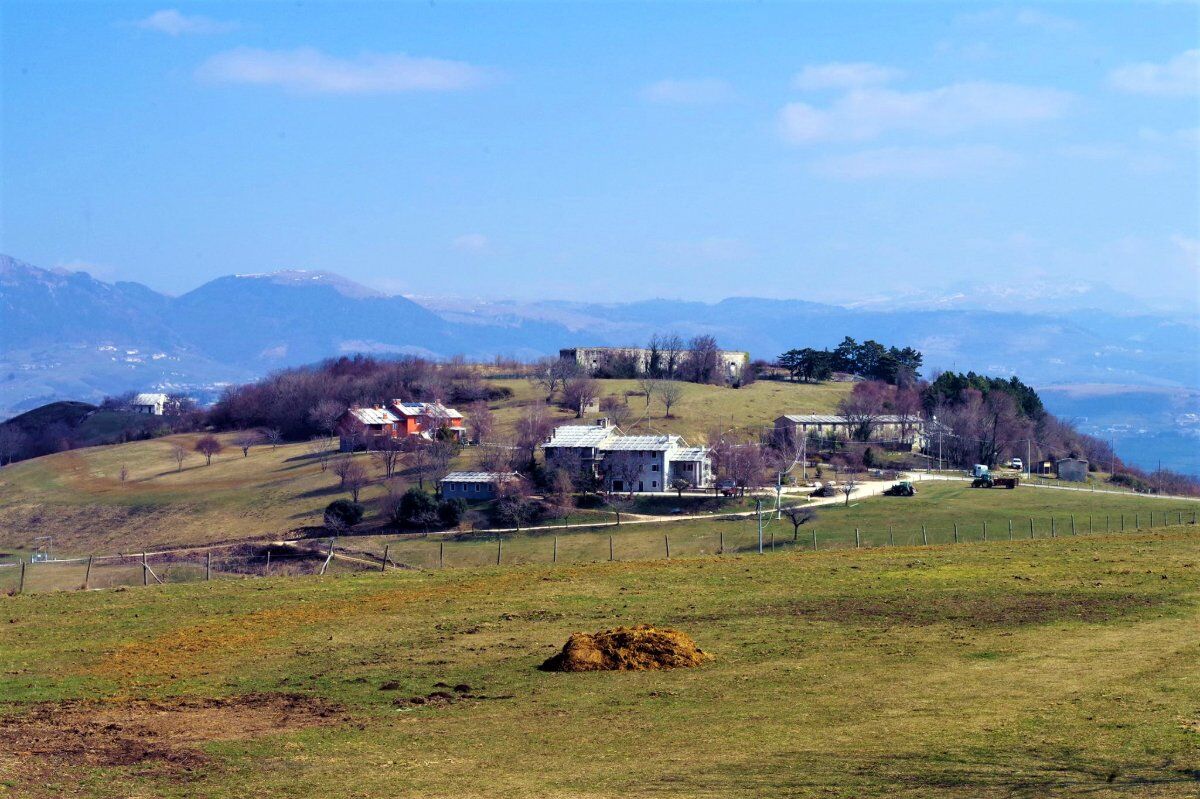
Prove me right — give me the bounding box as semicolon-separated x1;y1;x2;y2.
1;2;1197;310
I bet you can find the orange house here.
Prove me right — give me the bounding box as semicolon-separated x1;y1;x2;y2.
389;400;465;441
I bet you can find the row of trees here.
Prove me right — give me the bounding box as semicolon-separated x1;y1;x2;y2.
778;337;923;386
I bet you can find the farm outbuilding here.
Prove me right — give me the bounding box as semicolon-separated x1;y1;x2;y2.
1055;457;1089;483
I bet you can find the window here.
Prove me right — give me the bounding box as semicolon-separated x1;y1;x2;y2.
651;464;659;472
652;481;657;488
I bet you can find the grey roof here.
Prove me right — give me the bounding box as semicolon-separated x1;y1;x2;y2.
391;400;463;419
440;471;519;483
779;414;911;425
544;424;615;448
600;435;680;452
672;447;709;460
133;393;167;405
347;407;399;425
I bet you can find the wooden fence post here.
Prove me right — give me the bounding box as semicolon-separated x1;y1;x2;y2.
922;525;928;546
1120;513;1124;532
18;560;25;594
496;537;502;566
439;540;444;569
142;552;148;586
1029;518;1035;539
1008;519;1013;540
888;528;894;547
553;536;558;564
1135;513;1139;531
982;520;987;542
380;545;389;572
265;550;272;575
609;536;614;562
1051;518;1056;538
1071;516;1076;536
953;523;958;544
84;555;93;590
1106;514;1111;533
720;531;725;554
813;528;818;551
206;550;212;581
664;535;670;559
855;528;861;548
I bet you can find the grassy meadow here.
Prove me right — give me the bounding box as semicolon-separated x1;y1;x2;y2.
0;378;849;555
1;528;1198;798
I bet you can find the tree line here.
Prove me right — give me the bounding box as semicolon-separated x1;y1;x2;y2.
777;337;923;385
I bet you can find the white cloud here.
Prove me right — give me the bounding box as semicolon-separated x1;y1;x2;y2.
1012;8;1078;32
640;78;734;104
196;47;491;94
452;234;490;254
1109;49;1199;97
136;9;238;36
779;82;1070;143
792;62;903;91
811;145;1021;180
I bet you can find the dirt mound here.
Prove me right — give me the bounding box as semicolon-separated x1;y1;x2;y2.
0;692;344;777
540;625;711;672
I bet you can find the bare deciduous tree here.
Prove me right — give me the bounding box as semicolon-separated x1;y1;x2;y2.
656;379;684;419
195;434;223;466
234;430;263;458
342;459;369;502
264;428;283;449
635;377;658;411
838;381;889;442
600;395;632;429
308;399;344;438
372;435;405;478
466;400;494;445
840;478;859;506
560;377;599;418
170;443;188;472
782;505;816;535
307;436;334;471
412;440;455;490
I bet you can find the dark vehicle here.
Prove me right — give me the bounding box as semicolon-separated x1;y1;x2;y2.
883;481;915;496
972;475;1020;489
716;479;738;497
812;482;838;498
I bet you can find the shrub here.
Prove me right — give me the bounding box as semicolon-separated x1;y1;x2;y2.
437;498;468;528
324;499;364;531
399;488;439;529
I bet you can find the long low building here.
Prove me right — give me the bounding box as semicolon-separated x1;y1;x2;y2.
774;413;932;450
543;420;712;492
439;471;521;501
559;346;749;383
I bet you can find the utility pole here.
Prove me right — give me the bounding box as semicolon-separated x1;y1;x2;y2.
756;498;764;554
1026;439;1031;477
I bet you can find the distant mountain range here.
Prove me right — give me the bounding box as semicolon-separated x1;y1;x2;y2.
3;254;1198;422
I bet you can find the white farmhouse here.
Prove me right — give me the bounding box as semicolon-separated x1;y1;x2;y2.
131;392;169;415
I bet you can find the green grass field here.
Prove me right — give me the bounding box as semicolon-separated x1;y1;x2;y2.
1;528;1198;798
0;378;849;554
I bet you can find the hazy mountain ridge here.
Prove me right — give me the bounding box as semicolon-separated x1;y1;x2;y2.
2;255;1197;420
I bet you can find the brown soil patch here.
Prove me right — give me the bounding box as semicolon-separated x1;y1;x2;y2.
784;590;1165;628
540;624;712;672
0;693;344;777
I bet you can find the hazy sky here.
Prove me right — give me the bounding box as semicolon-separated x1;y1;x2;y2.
2;2;1197;310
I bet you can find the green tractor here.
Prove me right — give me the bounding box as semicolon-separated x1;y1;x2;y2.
883;481;916;497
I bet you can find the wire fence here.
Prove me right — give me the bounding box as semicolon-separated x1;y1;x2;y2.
3;505;1197;595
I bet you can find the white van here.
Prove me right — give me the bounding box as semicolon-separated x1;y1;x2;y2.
972;464;990;478
1009;457;1023;470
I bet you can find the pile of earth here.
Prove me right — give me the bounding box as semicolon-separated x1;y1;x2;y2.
540;625;711;672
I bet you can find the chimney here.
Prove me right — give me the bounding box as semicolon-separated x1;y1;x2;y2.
596;417;609;428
